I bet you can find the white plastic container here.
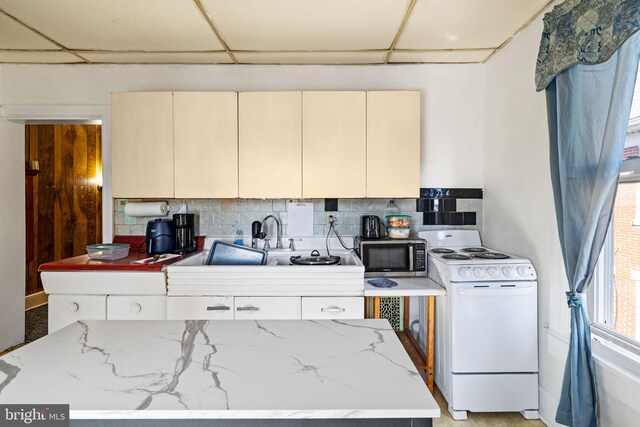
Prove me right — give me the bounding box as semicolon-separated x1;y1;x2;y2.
86;243;130;260
388;227;411;239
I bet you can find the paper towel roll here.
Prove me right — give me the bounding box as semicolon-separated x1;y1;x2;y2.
124;202;170;217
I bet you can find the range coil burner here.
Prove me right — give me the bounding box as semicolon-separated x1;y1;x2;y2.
461;247;488;253
472;252;510;260
442;253;472;260
430;248;455;254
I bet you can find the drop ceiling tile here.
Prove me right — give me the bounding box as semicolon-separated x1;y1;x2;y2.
0;12;58;49
79;51;233;64
201;0;409;50
0;50;81;63
398;0;550;49
390;49;493;63
0;0;223;51
235;51;387;65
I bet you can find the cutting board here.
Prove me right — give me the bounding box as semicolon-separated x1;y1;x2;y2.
287;202;314;237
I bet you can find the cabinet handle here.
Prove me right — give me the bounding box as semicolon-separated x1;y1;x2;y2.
132;303;142;313
207;305;230;311
321;306;346;313
236;306;261;312
70;302;79;312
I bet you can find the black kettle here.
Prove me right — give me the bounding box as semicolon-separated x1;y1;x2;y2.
361;215;382;239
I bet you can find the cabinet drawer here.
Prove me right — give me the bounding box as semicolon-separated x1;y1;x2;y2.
234;297;301;320
107;295;167;320
48;295;107;333
167;296;234;320
301;297;364;319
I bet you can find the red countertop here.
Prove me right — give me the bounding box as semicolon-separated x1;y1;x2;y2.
39;236;205;272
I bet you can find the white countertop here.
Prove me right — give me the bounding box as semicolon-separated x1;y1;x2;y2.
0;319;439;420
364;277;446;297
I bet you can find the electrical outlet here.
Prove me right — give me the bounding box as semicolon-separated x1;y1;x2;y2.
328;214;337;226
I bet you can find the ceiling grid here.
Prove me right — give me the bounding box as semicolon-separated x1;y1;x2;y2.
0;0;553;65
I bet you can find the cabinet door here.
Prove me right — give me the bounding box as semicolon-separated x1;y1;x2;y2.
239;92;302;198
366;91;421;198
48;295;107;333
301;297;364;320
111;92;174;198
167;296;234;320
174;92;238;198
302;91;366;198
234;297;301;320
106;295;167;320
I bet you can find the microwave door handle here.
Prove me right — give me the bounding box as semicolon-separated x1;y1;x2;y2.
409;245;414;271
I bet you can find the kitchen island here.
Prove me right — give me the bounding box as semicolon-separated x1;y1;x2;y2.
0;319;439;426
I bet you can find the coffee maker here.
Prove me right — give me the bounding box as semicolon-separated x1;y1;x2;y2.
173;213;196;253
146;219;175;254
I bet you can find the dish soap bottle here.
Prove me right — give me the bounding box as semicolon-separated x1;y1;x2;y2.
233;227;244;246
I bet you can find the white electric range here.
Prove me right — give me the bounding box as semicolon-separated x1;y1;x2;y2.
418;230;539;421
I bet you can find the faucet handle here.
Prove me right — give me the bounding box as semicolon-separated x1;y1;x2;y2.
288;238;296;251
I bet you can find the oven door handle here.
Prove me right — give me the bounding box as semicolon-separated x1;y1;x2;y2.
408;245;414;271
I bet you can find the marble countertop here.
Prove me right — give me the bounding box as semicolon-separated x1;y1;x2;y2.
0;319;439;420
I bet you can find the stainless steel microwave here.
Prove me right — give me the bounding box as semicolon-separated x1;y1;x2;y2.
354;237;426;277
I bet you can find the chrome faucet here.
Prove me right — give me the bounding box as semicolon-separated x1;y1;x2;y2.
260;215;283;250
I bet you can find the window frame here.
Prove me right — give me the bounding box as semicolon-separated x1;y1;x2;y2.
590;161;640;358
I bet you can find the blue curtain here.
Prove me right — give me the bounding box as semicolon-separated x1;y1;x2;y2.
546;32;640;427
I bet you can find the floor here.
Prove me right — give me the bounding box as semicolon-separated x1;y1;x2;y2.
25;304;48;343
432;387;545;427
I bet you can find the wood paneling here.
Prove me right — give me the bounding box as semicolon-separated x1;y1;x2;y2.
25;124;102;296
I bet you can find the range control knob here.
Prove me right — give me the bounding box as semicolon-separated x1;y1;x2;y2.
517;266;528;277
487;266;500;278
501;266;514;277
458;267;470;279
473;267;486;278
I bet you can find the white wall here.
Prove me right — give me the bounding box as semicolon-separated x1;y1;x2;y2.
482;7;640;427
0;116;25;351
0;63;484;189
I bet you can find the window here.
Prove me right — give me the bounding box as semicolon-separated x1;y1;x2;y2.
591;72;640;356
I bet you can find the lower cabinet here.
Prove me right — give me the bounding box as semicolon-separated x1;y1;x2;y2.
48;294;168;333
106;296;167;320
301;297;364;320
48;295;107;333
234;297;301;320
167;296;234;320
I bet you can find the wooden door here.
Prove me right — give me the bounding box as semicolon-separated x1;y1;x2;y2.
367;91;421;198
174;92;238;198
238;92;302;198
302;91;366;198
111;92;174;198
25;124;102;295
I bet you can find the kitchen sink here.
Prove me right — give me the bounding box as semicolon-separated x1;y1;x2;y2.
165;237;365;297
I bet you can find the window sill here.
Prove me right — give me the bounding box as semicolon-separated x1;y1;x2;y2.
544;326;640;380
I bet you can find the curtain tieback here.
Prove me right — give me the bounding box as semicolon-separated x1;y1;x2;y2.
566;292;586;308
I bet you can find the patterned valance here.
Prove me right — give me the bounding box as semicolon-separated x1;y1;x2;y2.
535;0;640;91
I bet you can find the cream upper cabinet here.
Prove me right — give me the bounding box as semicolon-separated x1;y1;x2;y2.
302;92;366;198
174;92;238;198
112;92;174;198
366;91;421;198
239;92;302;198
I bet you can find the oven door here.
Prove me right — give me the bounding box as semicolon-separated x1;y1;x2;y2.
361;243;412;274
450;281;538;373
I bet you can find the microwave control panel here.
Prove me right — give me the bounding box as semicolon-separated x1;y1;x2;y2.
414;244;426;271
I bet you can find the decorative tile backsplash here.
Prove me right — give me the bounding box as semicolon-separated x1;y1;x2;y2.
114;195;482;238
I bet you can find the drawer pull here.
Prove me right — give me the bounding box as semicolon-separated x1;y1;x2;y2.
70;302;79;312
132;303;142;313
207;305;230;311
321;306;346;313
236;306;260;312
